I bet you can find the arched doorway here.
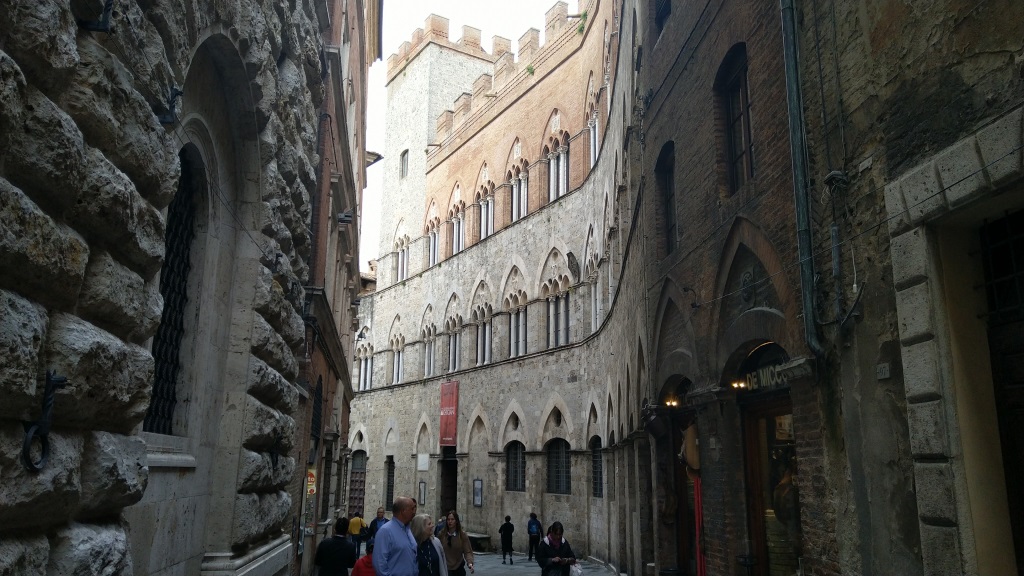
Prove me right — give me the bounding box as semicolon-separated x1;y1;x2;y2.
348;450;367;517
726;341;801;576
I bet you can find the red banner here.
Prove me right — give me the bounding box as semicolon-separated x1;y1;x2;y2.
440;381;459;446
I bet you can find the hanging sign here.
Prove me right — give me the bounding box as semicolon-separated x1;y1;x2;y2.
440;381;459;446
739;363;788;391
307;469;317;495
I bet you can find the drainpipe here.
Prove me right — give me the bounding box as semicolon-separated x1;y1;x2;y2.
780;0;825;357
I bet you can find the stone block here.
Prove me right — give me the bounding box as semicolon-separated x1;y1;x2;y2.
901;339;942;402
0;178;89;309
895;282;934;345
46;522;132;575
77;432;148;520
247;357;299;415
919;523;962;576
0;423;82;529
252;268;301;346
889;227;930;291
0;290;48;420
251;312;300;381
900;163;946;226
70;147;166;278
0;0;78;92
3;88;86;213
935;136;988;208
44;313;154;433
232;490;291;547
78;250;162;344
976;105;1024;188
883;180;909;235
237;449;296;492
0;535;48;576
913;461;956;522
0;50;27;136
243;394;296;453
61;37;181;209
906;400;949;457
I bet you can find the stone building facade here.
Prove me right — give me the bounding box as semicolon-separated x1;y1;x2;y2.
0;1;376;575
352;0;1023;575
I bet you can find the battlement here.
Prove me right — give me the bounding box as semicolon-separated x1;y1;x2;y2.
385;1;580;85
386;14;507;82
424;0;597;157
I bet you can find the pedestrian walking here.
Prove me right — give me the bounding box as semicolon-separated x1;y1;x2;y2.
438;511;475;576
315;517;359;576
369;506;390;538
527;512;542;561
373;497;419;576
412;514;449;576
536;522;576;576
499;515;515;564
350;510;370;555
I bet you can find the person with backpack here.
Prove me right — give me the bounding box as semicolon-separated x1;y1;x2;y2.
526;512;542;561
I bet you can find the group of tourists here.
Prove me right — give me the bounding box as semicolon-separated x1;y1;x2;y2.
314;497;577;576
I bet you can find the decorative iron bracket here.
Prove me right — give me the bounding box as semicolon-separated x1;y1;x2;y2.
21;371;68;473
158;87;184;125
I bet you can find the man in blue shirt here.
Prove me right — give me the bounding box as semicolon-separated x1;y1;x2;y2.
372;497;419;576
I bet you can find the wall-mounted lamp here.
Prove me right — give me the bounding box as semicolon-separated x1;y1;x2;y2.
338;210;354;224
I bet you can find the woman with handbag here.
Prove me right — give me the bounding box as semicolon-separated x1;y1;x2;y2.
536;522;577;576
439;511;475;576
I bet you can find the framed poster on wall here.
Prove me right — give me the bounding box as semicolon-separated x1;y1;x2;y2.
473;479;483;507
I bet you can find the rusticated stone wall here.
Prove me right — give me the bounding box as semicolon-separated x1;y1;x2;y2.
0;1;327;574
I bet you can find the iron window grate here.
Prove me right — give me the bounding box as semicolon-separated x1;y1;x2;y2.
980;209;1024;326
506;442;526;492
546;439;572;494
590;438;604;498
144;151;197;434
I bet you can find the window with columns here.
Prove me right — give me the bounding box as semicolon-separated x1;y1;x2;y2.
450;213;465;255
591;272;602;333
478;193;495;240
446;316;462;372
510;166;529;223
428;224;440;267
547;138;571;202
547;292;571;347
506;291;528;358
422;325;436;377
589;112;599;168
357;346;374;391
390;337;404;384
473;305;493;366
394;237;411;281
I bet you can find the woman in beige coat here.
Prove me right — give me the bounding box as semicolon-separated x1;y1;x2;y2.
438;511;475;576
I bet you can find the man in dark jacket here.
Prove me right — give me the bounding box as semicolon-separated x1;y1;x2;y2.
535;522;576;576
315;517;359;576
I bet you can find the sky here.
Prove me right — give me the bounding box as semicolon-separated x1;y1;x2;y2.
359;0;573;272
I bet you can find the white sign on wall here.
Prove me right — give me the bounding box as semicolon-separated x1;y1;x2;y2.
417;453;430;471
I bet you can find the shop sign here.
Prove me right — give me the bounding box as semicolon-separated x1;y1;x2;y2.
306;469;317;495
737;362;788;391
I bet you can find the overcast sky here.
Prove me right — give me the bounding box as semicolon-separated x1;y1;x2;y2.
359;0;573;272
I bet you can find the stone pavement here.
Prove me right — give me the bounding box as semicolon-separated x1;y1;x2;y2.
356;548;616;576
